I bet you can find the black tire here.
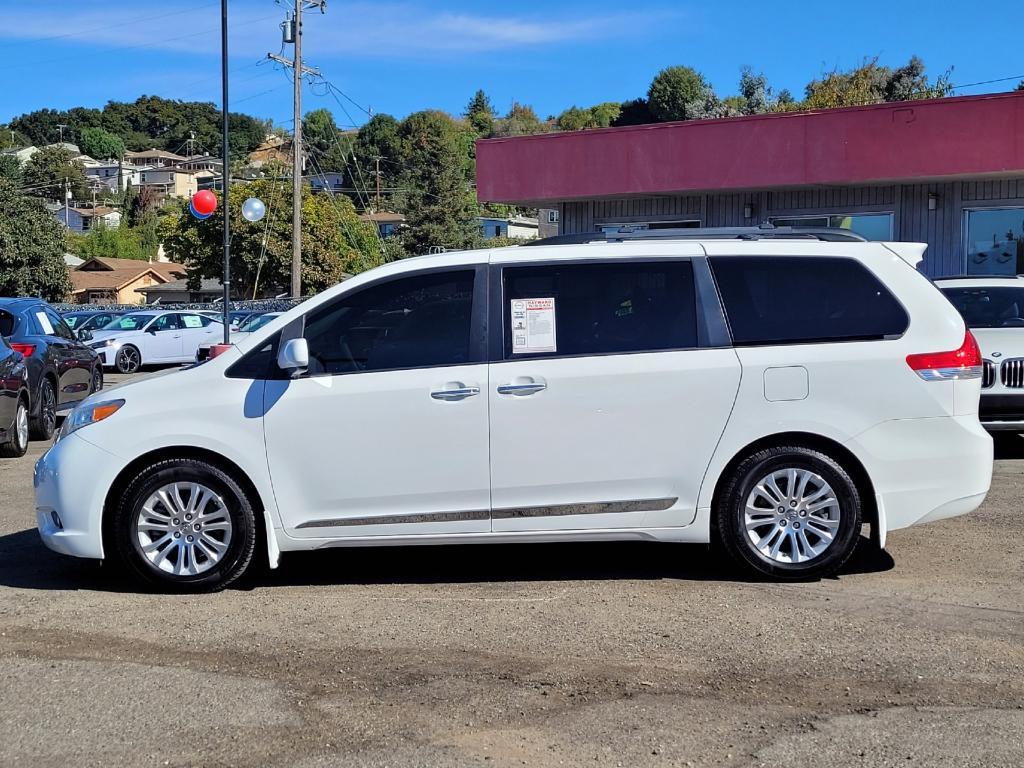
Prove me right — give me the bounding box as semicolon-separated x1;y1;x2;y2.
91;364;103;394
111;458;257;592
115;345;141;374
29;378;57;441
714;445;862;580
0;397;29;458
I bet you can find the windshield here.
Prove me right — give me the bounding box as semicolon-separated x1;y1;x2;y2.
940;286;1024;328
63;314;84;329
239;314;276;332
102;314;155;332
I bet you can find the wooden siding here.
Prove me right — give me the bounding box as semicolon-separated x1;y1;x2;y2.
559;179;1024;277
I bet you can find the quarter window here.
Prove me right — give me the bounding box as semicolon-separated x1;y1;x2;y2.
710;256;908;345
303;270;476;375
502;261;697;358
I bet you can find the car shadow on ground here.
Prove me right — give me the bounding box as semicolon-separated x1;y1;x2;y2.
993;432;1024;460
0;528;893;593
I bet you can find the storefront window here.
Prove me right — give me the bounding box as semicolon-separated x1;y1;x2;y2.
770;213;893;241
965;208;1024;275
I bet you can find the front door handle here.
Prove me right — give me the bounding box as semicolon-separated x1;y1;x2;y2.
431;385;481;401
497;382;547;396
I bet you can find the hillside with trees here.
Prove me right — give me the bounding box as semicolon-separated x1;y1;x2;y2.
0;56;958;297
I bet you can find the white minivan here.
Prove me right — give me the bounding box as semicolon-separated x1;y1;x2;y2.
35;229;993;591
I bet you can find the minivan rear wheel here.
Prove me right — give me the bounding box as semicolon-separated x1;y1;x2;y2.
715;446;862;580
111;458;257;592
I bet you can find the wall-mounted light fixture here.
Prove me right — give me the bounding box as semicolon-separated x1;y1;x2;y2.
928;192;938;211
743;203;754;219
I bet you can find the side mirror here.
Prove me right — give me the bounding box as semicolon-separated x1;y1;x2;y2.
77;328;93;342
277;337;309;377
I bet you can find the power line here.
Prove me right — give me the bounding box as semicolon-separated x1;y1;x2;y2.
950;74;1024;91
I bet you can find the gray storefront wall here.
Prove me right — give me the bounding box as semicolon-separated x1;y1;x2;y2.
558;177;1024;278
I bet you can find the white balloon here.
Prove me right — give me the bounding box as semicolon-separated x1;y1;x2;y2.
241;197;266;222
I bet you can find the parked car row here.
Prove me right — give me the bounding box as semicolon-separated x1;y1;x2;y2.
0;301;282;455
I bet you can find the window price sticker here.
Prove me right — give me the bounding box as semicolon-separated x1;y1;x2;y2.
511;297;557;354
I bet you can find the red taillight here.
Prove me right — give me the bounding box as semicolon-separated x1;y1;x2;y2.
906;330;983;381
10;343;35;357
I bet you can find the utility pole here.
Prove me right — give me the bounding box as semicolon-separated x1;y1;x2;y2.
220;0;231;343
272;1;325;300
372;155;383;211
64;178;70;226
56;124;67;145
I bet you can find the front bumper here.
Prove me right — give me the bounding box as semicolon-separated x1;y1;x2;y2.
90;346;117;368
34;432;122;560
979;393;1024;431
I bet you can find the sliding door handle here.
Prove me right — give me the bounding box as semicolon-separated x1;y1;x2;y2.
496;382;547;396
431;386;480;401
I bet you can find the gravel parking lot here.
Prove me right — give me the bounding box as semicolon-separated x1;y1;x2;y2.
1;371;1022;767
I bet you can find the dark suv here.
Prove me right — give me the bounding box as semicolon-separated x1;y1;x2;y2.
0;298;103;440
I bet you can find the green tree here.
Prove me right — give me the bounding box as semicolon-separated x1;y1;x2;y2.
0;126;30;151
351;114;404;209
22;146;88;200
79;127;125;160
465;90;496;136
160;177;382;298
802;56;951;110
397;110;479;254
303;108;350;173
556;102;622;131
68;222;150;261
0;155;22;184
647;66;723;122
0;179;72;301
612;98;655;126
493;102;547;137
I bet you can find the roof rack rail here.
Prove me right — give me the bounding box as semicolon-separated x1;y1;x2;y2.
524;223;867;247
933;274;1024;280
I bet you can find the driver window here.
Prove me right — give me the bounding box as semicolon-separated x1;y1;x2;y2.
303;270;476;375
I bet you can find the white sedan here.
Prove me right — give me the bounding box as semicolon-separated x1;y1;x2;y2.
89;311;224;373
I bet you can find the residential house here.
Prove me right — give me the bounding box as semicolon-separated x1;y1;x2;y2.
136;277;224;304
124;148;187;168
1;146;38;165
84;162;149;193
360;211;406;237
55;205;122;233
178;155;223;173
137;167;211;200
478;215;539;240
67;257;187;305
538;208;559;239
248;137;293;168
310;171;345;194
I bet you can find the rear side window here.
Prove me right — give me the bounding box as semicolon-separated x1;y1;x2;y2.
502;261;697;358
0;311;16;337
710;256;908;345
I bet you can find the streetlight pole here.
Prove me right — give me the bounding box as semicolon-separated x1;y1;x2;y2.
290;0;303;300
220;0;231;343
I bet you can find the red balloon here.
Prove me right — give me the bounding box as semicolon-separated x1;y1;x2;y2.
192;189;217;216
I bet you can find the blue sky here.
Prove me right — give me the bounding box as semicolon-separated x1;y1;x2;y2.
1;0;1020;130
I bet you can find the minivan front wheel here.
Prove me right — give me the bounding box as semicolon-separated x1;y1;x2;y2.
716;446;862;580
112;458;257;592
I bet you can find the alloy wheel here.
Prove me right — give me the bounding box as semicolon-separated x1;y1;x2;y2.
117;347;140;374
135;482;233;577
743;468;841;564
15;402;28;448
41;383;56;434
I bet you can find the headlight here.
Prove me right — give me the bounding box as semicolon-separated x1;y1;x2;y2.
60;399;125;440
89;339;120;350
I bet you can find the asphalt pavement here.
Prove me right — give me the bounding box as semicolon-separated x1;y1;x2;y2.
0;373;1021;767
